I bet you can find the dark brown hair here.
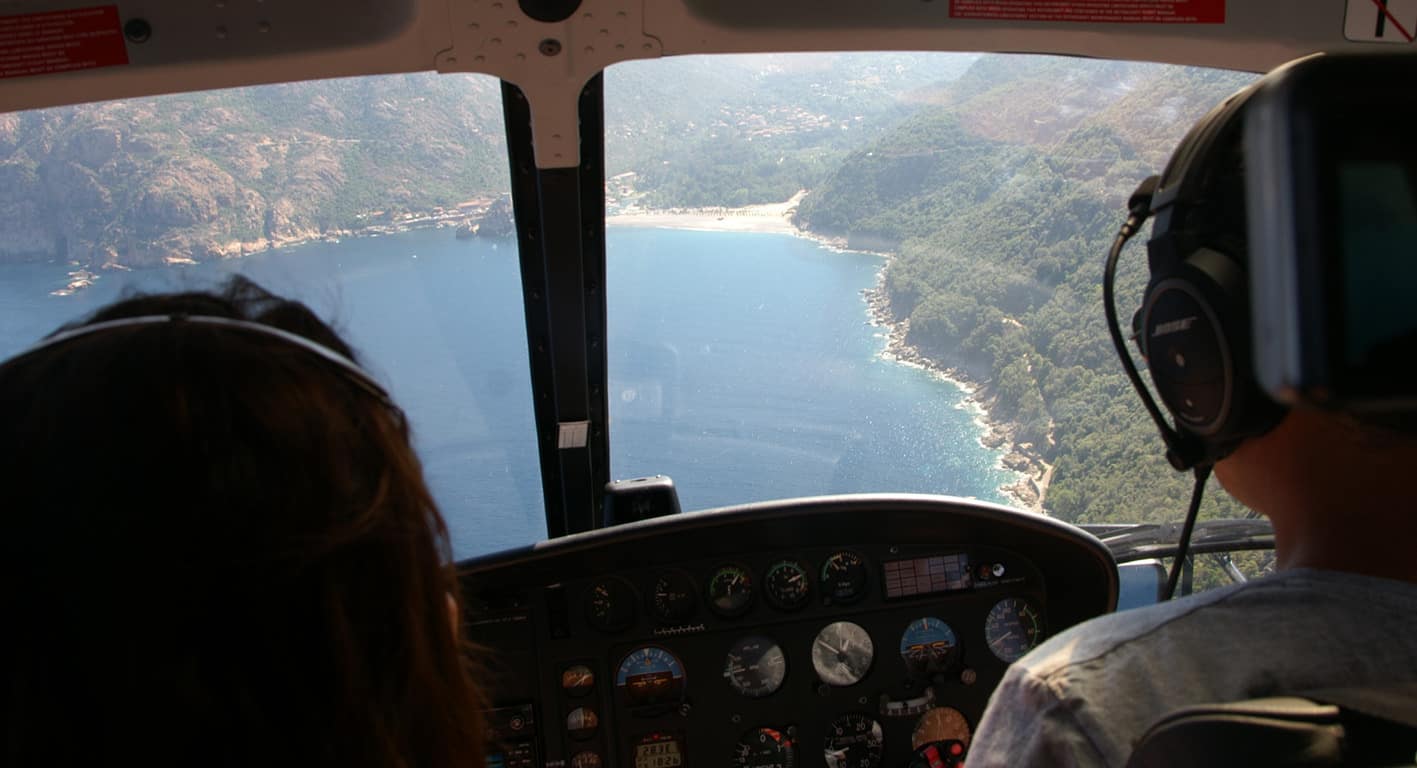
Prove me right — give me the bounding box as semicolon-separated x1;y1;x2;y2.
0;277;486;767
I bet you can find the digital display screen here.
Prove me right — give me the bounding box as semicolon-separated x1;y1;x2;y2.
883;553;971;599
634;736;684;768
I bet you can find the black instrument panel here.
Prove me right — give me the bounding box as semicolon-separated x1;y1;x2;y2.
458;495;1117;768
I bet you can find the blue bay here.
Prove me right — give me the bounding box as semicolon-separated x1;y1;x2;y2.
0;227;1018;558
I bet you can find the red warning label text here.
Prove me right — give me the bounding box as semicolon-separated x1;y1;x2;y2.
0;5;128;81
949;0;1225;24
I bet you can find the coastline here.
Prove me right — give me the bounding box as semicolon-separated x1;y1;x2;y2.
609;192;1052;513
862;270;1054;513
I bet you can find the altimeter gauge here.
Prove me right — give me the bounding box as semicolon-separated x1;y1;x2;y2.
724;635;787;698
812;621;874;687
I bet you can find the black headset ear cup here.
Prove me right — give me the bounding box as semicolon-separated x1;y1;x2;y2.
1139;246;1284;455
1140;266;1234;436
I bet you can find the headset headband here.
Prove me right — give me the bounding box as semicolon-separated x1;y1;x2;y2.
3;314;397;411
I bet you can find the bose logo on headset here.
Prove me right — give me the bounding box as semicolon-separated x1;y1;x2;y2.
1151;317;1197;338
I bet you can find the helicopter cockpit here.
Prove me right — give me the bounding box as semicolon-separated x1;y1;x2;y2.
3;1;1413;766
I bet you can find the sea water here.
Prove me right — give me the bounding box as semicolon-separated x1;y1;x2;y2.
0;227;1018;558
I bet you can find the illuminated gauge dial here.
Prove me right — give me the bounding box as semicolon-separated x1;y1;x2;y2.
812;621;874;687
899;617;961;676
734;727;797;768
566;707;599;740
911;707;971;750
707;563;755;617
561;664;596;697
571;752;603;768
633;732;685;768
984;597;1045;663
764;559;812;611
649;571;697;622
616;646;687;707
585;577;636;633
820;551;869;605
823;714;884;768
724;635;787;698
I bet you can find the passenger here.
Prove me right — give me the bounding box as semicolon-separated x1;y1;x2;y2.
0;277;486;767
966;103;1417;767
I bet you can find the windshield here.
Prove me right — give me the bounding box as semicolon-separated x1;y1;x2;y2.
1;54;1262;575
0;73;543;558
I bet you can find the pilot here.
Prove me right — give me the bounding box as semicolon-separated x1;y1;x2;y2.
966;72;1417;765
0;277;487;767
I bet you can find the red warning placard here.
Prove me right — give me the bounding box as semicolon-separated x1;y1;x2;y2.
950;0;1225;23
0;5;128;81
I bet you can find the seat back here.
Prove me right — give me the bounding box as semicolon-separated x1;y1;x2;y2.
1125;687;1417;768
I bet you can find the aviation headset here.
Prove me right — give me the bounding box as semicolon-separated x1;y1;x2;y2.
1102;79;1289;599
1106;81;1286;474
0;314;398;413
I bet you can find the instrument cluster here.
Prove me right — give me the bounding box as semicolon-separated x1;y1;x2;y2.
460;496;1115;768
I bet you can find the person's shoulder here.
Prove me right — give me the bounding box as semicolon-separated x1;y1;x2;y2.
1017;568;1417;683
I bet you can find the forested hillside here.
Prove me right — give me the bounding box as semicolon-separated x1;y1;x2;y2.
798;56;1256;526
0;53;975;268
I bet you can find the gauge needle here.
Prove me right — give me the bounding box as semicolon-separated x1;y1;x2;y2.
816;639;841;655
991;631;1014;647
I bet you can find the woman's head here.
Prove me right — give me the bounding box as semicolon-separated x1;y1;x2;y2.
1;277;484;767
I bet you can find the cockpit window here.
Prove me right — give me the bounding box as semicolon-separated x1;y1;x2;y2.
0;73;544;558
603;53;1264;589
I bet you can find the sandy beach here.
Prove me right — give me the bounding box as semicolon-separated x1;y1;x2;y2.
607;191;819;238
611;191;1052;512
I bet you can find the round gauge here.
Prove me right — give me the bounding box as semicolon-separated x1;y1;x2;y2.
707;563;755;617
649;571;697;622
764;559;812;611
616;646;687;707
561;664;596;697
735;727;796;768
566;707;599;739
823;714;884;768
812;621;874;687
585;577;636;632
633;732;685;768
724;635;787;698
984;597;1045;663
571;752;603;768
911;707;971;750
899;617;961;676
819;551;869;604
906;740;966;768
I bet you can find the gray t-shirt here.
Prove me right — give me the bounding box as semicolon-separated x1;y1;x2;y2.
967;568;1417;767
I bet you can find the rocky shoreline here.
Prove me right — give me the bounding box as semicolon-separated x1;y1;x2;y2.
861;267;1054;514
